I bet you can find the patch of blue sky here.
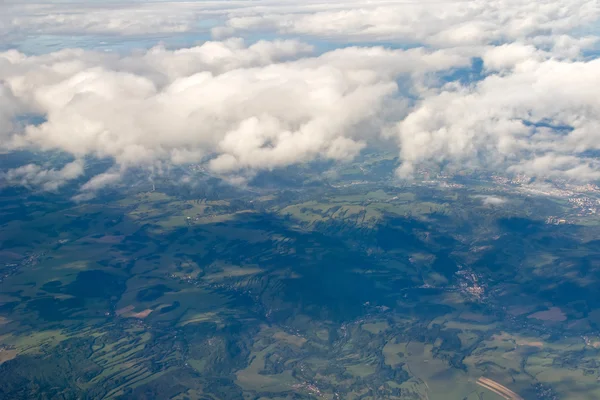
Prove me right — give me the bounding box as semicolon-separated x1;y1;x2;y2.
582;43;600;59
438;57;484;85
14;114;47;127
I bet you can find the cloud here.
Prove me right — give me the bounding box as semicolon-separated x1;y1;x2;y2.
479;195;507;206
0;83;22;141
482;43;544;72
0;40;469;193
0;159;84;191
395;56;600;181
3;0;598;56
1;1;223;39
213;0;599;50
1;0;600;195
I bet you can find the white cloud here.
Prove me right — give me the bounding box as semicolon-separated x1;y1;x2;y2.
80;170;122;192
213;0;599;50
482;43;544;72
1;0;600;194
1;1;222;38
3;0;598;56
0;159;84;191
396;56;600;181
0;40;469;193
479;195;507;206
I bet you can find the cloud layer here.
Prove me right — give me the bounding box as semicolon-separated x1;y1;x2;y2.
214;0;599;49
397;51;600;180
4;0;598;49
1;0;600;194
0;40;469;190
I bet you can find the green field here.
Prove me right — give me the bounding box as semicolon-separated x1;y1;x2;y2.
1;173;600;399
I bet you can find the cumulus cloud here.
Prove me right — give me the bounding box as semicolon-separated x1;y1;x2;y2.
396;56;600;181
482;43;544;72
0;40;469;192
0;159;84;191
1;0;600;194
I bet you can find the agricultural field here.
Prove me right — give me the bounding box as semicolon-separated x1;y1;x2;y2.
1;163;600;399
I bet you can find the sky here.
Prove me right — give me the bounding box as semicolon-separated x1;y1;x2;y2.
1;0;600;195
